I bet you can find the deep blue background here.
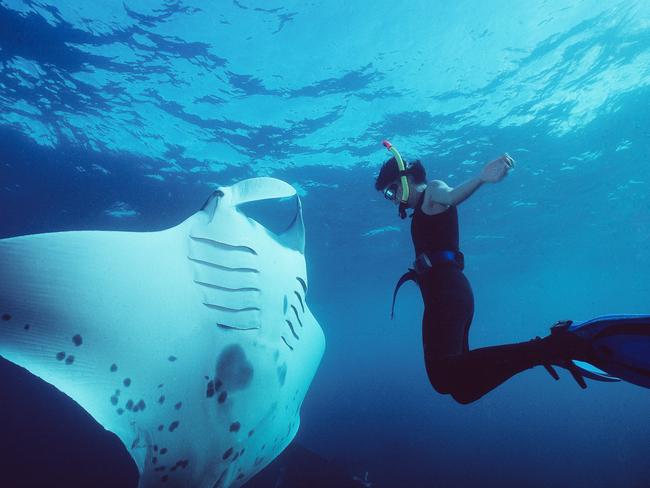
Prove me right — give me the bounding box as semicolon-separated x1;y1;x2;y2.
1;2;650;487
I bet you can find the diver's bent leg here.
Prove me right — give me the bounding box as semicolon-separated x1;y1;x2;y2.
425;333;582;405
425;342;543;404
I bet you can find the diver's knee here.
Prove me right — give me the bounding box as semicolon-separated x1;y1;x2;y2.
450;391;478;405
427;373;477;404
425;355;479;404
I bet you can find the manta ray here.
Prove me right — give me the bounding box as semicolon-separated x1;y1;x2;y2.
0;177;326;487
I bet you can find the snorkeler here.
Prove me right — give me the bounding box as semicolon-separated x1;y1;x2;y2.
375;140;650;404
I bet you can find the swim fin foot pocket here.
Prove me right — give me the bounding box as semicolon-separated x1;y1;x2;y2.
542;315;650;390
539;320;591;388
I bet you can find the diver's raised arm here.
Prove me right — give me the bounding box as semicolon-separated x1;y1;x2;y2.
424;178;483;207
424;154;514;207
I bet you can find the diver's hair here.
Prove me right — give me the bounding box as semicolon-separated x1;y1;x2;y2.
374;157;426;191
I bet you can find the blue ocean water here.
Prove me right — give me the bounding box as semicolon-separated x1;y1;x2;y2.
1;1;649;487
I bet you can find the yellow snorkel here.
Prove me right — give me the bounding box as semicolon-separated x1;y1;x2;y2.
382;140;410;219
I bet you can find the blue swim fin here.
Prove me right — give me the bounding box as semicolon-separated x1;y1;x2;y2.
547;315;650;389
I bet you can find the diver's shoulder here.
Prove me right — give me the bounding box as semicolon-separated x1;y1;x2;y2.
423;180;452;209
427;179;450;189
425;180;451;197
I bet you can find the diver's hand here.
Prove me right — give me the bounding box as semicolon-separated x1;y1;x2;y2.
480;154;515;183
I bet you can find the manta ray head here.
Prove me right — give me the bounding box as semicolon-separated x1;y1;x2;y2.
191;176;324;371
174;177;326;486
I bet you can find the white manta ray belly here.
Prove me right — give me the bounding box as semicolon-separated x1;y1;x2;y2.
0;177;326;488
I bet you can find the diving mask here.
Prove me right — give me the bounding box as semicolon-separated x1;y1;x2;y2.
384;183;399;201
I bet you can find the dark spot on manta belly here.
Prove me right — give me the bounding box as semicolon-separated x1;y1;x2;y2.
248;430;254;437
160;448;168;455
174;402;182;410
218;391;227;404
229;422;240;432
158;425;164;431
158;395;165;404
168;355;177;362
216;345;254;391
56;352;66;361
222;447;233;460
206;380;215;398
169;421;179;432
24;324;30;330
170;459;189;472
110;363;118;372
2;313;11;321
65;355;75;365
126;400;134;411
72;334;83;346
123;378;131;387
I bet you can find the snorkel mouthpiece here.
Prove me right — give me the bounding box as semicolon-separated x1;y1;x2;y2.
382;140;409;219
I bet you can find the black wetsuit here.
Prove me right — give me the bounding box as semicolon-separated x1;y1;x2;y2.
412;192;557;404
